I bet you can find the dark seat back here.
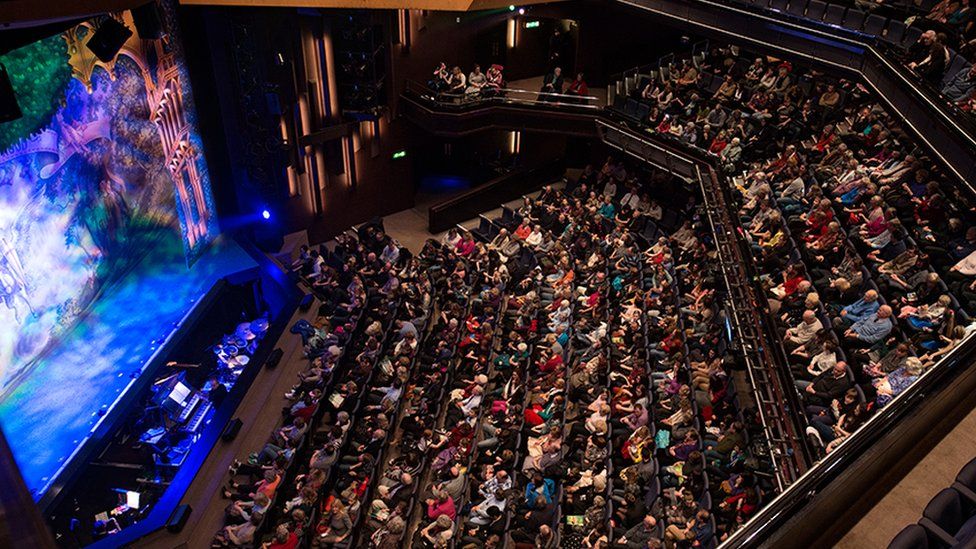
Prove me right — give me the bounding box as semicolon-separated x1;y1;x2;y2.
844;9;867;30
923;488;965;536
806;0;828;20
957;458;976;491
888;524;929;549
884;19;906;45
824;4;846;25
862;12;886;34
902;26;924;49
788;0;809;16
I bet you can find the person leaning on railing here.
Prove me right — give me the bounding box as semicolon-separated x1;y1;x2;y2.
540;66;564;102
565;72;590;104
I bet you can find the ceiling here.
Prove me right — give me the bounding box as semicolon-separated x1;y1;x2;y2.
0;0;146;29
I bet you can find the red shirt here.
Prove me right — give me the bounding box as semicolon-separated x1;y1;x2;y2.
540;354;563;373
782;275;805;296
568;79;589;96
268;533;299;549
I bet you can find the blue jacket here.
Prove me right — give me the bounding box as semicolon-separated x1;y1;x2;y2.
842;298;880;323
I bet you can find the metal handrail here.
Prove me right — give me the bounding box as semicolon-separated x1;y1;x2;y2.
405;79;601;110
719;0;976;143
594;116;976;547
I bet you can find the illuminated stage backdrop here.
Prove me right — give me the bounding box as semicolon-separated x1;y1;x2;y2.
0;3;228;496
0;8;218;392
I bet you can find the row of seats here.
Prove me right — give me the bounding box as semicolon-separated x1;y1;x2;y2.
737;0;935;39
890;458;976;548
212;227;379;547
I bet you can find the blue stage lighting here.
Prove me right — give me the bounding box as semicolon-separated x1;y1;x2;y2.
261;209;271;220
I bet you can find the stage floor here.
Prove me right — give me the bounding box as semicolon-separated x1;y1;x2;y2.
0;234;256;499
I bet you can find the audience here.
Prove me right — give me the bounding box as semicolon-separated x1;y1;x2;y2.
610;44;976;459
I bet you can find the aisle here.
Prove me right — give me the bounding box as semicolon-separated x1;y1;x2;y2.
837;401;976;547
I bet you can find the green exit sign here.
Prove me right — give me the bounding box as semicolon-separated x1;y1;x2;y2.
524;20;540;28
392;150;407;159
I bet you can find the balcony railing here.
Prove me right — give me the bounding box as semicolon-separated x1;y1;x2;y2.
403;79;602;111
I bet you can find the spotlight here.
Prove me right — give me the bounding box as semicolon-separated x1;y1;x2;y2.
87;17;133;62
518;7;525;14
261;209;271;220
0;64;22;123
509;4;516;10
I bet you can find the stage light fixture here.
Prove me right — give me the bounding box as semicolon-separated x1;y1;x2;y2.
509;4;516;10
261;209;271;220
87;17;133;63
518;8;526;14
0;64;22;123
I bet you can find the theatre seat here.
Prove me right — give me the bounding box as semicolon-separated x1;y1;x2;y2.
823;4;846;25
889;524;929;549
884;20;907;45
958;459;976;488
788;0;809;16
843;9;866;31
862;13;887;35
943;54;970;87
902;26;924;49
920;488;976;546
805;0;828;20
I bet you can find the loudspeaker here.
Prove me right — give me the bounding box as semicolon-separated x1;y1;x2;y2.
265;348;284;369
87;18;133;62
222;418;243;441
166;504;192;532
299;293;314;312
132;1;164;39
0;65;22;123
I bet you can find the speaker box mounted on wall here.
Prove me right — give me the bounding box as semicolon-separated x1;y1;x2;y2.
0;65;22;123
132;1;164;39
87;17;133;63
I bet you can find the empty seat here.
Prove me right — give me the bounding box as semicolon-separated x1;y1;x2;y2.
885;19;906;45
823;4;846;25
861;13;886;34
471;215;494;242
806;0;827;19
612;92;626;110
844;9;866;30
956;458;976;492
625;98;640;118
920;488;976;546
888;524;929;549
770;0;788;11
902;25;924;49
788;0;809;16
635;102;651;121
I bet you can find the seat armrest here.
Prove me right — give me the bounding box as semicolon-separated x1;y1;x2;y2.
919;517;960;547
952;482;976;505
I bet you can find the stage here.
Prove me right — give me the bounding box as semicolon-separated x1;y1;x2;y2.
0;233;256;501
